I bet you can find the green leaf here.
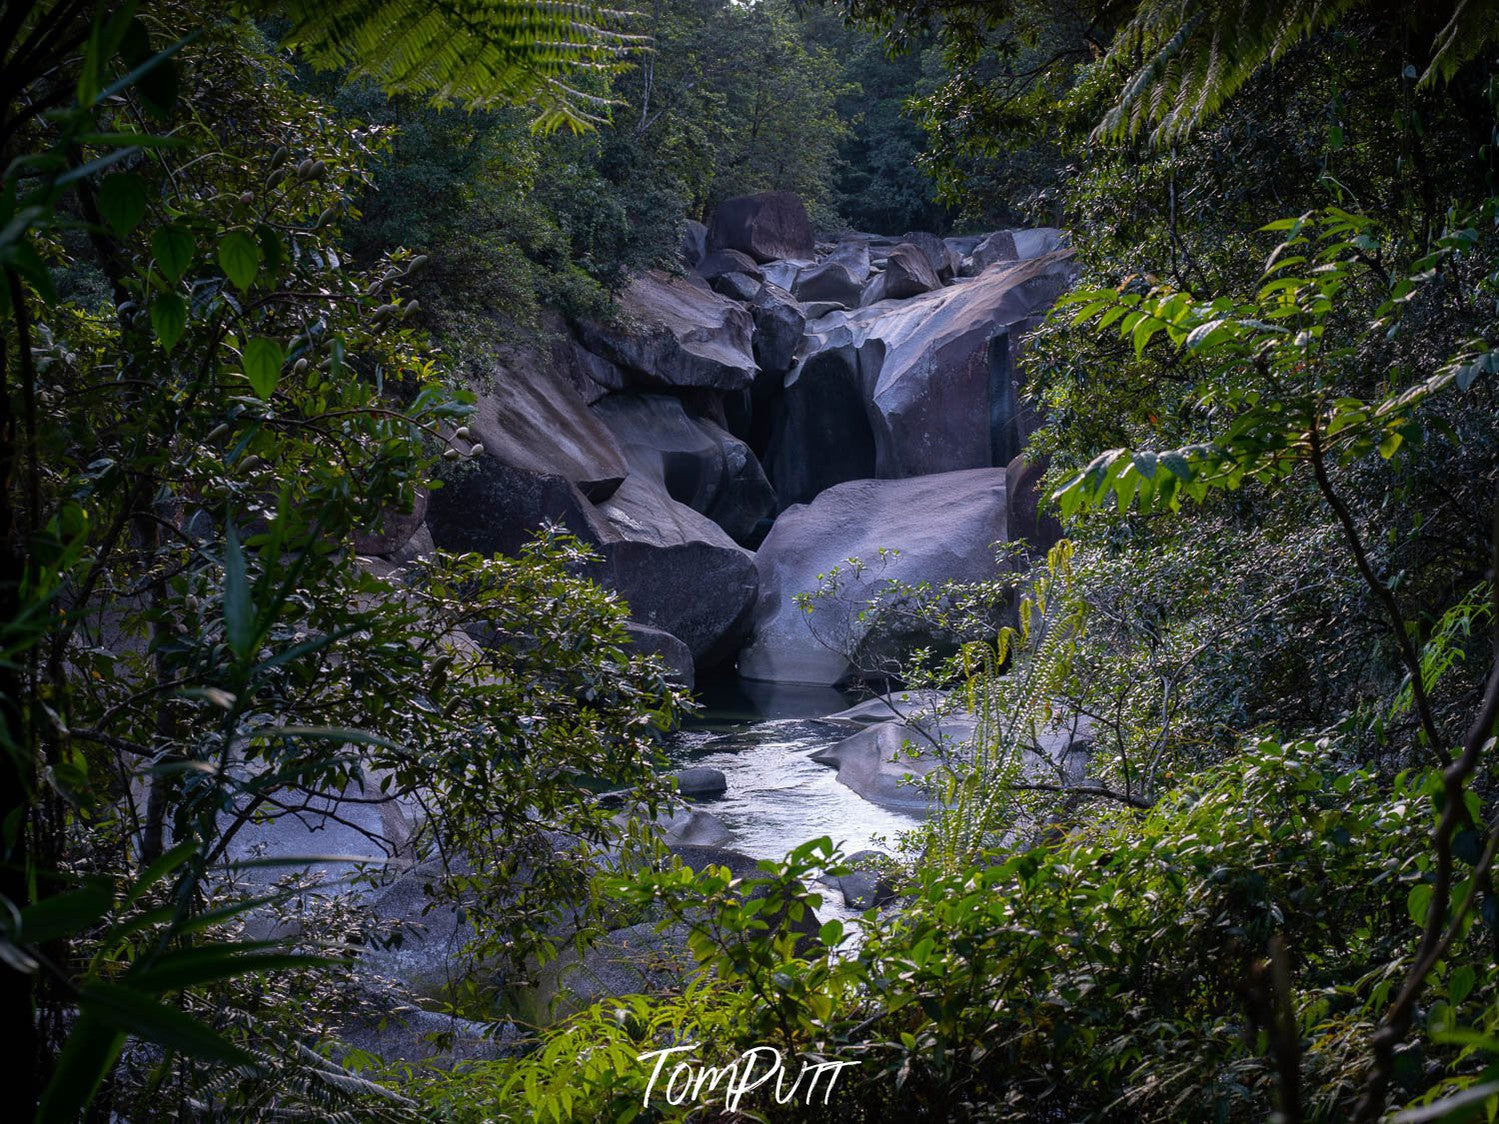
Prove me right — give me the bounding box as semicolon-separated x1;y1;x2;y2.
1379;430;1404;459
77;981;256;1065
97;172;147;239
151;224;193;281
217;231;260;290
223;523;253;663
242;337;283;399
37;1012;126;1124
150;291;186;352
131;947;338;992
1407;882;1434;926
13;880;114;945
1450;963;1478;1006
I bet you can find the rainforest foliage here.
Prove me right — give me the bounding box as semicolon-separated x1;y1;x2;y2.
2;0;1499;1121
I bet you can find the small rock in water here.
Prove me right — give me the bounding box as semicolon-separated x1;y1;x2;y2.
673;766;728;798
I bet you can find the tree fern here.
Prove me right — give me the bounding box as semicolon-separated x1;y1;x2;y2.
1093;0;1499;147
267;0;648;130
927;540;1079;872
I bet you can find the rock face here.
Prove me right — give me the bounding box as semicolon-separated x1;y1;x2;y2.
739;469;1010;685
707;191;816;263
809;717;970;813
354;491;428;557
577;270;756;392
793;240;870;308
679;219;707;268
862;241;941;305
624;621;695;688
901;231;958;282
697;248;763;282
427;460;613;559
767;251;1078;507
466;364;630;501
593;393;775;545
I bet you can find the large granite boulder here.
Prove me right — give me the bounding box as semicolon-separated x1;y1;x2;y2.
593;393;775;545
679;219;708;268
809;716;972;813
464;364;630;501
597;475;758;670
749;282;806;378
577;270;756;392
766;250;1077;506
900;230;959;281
861;241;942;305
623;621;695;688
697;248;763;282
707;191;816;263
1006;453;1063;554
427;460;613;558
739;469;1009;685
793;240;871;308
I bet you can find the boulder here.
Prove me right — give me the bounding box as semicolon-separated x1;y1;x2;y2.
592;393;775;545
624;621;695;688
597;475;759;670
354;490;428;556
809;717;971;813
708;271;763;303
750;282;806;378
822;689;949;727
963;230;1018;275
679;219;708;268
900;230;959;281
658;808;732;847
1006;453;1063;554
761;260;804;292
767;251;1078;505
576;270;757;392
829;849;898;910
739;469;1009;685
696;248;763;282
673;766;728;798
707;191;816;263
793;240;870;307
463;363;630;501
427;459;613;559
861;242;941;305
520;920;695;1024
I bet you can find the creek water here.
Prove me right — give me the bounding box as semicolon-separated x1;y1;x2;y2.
665;677;927;925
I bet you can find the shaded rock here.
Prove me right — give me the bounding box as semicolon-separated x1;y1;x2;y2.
593;393;775;545
577;270;756;392
708;270;763;303
697;248;763;282
624;621;695;688
597;475;758;670
465;363;630;501
963;230;1018;275
427;460;613;558
793;242;869;307
831;849;899;910
389;523;434;567
1013;227;1067;259
679;219;707;268
861;241;941;305
762;260;804;292
900;230;958;282
769;251;1078;502
800;300;847;320
1006;452;1063;554
337;999;517;1066
354;490;428;556
739;469;1009;685
707;191;815;263
542;310;625;403
521;920;695;1024
749;283;806;377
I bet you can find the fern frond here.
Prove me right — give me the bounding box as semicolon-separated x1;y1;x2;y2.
265;0;649;131
1092;0;1498;148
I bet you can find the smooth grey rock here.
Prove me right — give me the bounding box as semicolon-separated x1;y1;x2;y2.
823;690;949;727
464;363;630;501
963;230;1019;275
354;491;428;556
799;300;848;320
707;191;816;263
659;807;732;846
337;999;517;1066
809;718;966;813
761;260;805;292
673;766;728;798
1006;452;1063;554
427;460;613;559
793;243;868;307
697;248;763;282
593;393;775;545
739;470;1009;685
388;523;434;567
577;270;756;392
861;242;941;305
624;621;695;688
750;282;806;378
521;920;695;1024
900;231;959;282
597;475;758;670
679;219;708;267
708;270;763;302
768;251;1078;504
